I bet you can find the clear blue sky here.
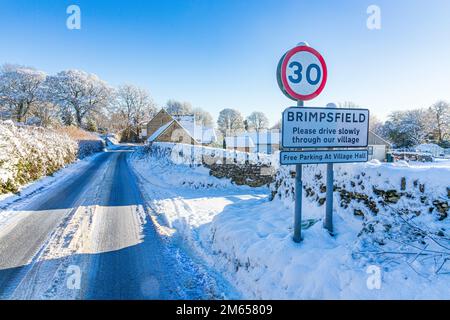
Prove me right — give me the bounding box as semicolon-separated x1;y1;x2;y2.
1;0;449;125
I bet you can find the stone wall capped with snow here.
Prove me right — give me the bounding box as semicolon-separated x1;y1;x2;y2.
270;161;450;271
145;142;277;187
270;161;449;221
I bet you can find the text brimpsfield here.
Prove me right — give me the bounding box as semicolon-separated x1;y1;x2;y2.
287;110;367;123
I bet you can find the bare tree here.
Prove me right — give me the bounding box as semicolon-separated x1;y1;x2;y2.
165;99;193;116
369;114;384;136
45;70;112;127
217;108;244;137
246;111;269;132
29;102;59;127
0;64;46;123
113;84;157;136
193;107;213;127
428;100;450;144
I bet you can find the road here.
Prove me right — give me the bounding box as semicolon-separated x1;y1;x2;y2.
0;146;231;299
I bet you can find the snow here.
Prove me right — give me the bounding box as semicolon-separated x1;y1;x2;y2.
147;142;276;166
0;121;78;194
415;143;445;157
0;151;104;228
174;115;217;144
131;143;450;299
1;146;237;299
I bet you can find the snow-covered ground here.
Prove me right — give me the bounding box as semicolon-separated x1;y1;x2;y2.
130;144;450;299
407;159;450;168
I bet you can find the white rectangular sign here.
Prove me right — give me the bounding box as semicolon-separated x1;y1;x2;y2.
280;149;369;165
282;106;369;148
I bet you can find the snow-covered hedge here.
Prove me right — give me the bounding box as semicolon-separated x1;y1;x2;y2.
55;126;105;159
77;140;104;159
0;121;78;194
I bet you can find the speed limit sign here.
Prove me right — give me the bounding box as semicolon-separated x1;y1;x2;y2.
277;45;327;101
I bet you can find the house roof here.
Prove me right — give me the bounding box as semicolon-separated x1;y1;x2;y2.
147;121;174;142
177;118;217;144
368;131;391;146
146;114;217;144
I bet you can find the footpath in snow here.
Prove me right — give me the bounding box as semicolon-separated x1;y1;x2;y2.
130;143;450;300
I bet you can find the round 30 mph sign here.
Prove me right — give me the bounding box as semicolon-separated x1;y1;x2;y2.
278;45;327;101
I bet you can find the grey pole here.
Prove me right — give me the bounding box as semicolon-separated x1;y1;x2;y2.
325;157;334;234
293;99;304;243
324;103;337;234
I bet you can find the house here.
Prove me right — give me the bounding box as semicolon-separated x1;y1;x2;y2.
225;130;280;154
368;131;391;161
141;109;216;145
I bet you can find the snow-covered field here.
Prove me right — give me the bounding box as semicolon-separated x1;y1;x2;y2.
131;143;450;299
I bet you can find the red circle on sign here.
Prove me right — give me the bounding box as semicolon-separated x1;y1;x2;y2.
281;46;327;101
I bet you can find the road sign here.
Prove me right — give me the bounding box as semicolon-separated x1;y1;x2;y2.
278;45;327;101
282;106;369;148
280;149;369;165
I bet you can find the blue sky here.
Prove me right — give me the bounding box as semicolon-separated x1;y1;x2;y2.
1;0;449;125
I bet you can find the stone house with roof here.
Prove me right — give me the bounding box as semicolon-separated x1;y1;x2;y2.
140;109;216;145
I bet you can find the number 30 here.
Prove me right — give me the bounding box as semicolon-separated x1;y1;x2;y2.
288;61;321;85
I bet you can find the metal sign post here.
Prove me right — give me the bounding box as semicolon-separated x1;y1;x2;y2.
325;103;336;234
293;100;304;243
277;42;328;243
325;159;334;233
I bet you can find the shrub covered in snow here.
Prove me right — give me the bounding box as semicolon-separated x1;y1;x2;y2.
0;121;78;194
55;126;105;158
77;140;104;158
